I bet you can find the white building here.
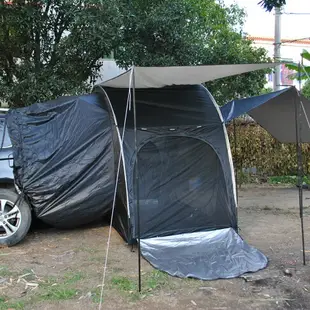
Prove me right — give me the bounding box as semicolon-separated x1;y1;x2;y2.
248;36;310;90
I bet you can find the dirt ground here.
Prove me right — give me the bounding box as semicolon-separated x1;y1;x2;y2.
1;185;310;310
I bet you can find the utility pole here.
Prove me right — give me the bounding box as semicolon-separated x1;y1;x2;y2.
274;6;282;91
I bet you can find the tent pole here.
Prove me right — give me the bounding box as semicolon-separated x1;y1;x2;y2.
132;66;142;290
233;119;239;233
233;119;239;203
295;62;306;265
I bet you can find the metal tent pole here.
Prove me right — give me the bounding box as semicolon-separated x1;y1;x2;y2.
295;61;306;265
132;66;142;291
233;119;239;233
233;119;239;204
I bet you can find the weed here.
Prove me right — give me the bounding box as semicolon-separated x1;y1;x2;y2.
111;276;136;292
39;284;78;301
0;297;24;310
129;291;144;302
108;271;171;302
0;266;15;277
63;271;84;284
20;269;37;281
146;270;169;290
90;287;104;303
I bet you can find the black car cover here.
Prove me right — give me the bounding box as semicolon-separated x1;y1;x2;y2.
7;94;115;227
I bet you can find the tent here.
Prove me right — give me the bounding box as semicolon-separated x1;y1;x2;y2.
7;63;277;282
93;84;238;242
7;94;116;227
92;64;279;281
90;83;268;280
220;86;310;265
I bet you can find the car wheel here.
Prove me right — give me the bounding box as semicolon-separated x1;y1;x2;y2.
0;189;31;246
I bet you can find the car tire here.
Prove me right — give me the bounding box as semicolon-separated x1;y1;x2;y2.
0;188;31;246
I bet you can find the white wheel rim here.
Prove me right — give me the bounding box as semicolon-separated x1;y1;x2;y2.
0;199;22;239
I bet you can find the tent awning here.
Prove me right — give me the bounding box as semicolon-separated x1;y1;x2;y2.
97;63;277;89
221;88;291;123
220;87;310;143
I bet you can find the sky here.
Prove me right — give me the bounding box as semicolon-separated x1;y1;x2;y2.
224;0;310;40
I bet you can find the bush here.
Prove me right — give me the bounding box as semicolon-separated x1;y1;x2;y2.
227;120;310;176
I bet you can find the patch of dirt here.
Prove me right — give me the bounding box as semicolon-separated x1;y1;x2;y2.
1;185;310;309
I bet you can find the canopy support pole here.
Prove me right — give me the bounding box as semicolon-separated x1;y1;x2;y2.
233;119;239;203
296;97;306;266
132;66;142;291
233;119;239;233
296;62;306;265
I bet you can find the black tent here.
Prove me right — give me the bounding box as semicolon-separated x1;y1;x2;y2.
94;85;238;242
7;64;277;281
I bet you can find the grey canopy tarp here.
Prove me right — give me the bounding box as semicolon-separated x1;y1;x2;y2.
97;63;277;88
220;86;310;143
220;86;309;265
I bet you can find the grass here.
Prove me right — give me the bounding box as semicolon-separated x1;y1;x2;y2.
39;285;78;301
111;270;169;293
63;271;84;284
268;175;310;185
1;267;171;307
91;288;102;303
146;270;169;290
37;271;83;301
0;266;15;277
105;270;171;302
0;271;84;310
111;276;137;292
0;296;25;310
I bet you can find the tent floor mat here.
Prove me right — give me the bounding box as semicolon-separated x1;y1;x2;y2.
140;228;268;280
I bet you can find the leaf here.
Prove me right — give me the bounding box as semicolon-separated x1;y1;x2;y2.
301;49;310;62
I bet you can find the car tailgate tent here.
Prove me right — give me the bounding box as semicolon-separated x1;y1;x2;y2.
6;63;275;282
94;63;276;280
7;94;116;227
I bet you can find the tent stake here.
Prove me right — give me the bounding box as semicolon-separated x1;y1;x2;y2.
132;66;142;291
295;63;306;265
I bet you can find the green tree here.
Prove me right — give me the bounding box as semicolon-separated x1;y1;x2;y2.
0;0;123;107
285;50;310;99
116;0;271;105
286;50;310;81
1;0;271;107
259;0;286;11
302;80;310;100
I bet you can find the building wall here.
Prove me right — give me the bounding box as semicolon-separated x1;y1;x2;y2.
248;36;310;89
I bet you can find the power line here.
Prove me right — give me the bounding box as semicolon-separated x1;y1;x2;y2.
283;12;310;15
